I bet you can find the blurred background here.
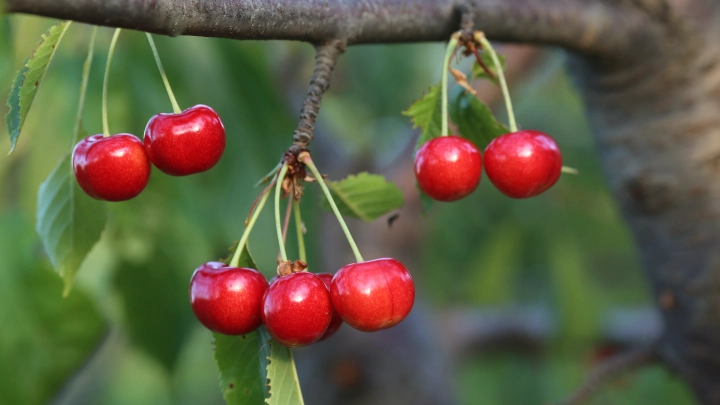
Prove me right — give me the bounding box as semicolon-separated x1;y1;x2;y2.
0;15;697;405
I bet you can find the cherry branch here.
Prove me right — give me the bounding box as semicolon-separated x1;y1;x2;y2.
7;0;656;58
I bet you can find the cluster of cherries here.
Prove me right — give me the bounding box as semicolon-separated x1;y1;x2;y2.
414;129;562;201
72;105;226;201
189;257;415;347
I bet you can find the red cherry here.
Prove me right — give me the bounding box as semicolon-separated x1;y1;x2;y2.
189;262;268;335
316;273;343;341
414;136;482;201
262;272;332;347
72;133;151;201
330;258;415;332
483;130;562;198
144;104;226;176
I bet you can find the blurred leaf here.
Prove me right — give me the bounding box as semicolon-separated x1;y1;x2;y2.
419;187;434;213
466;224;521;304
403;83;444;150
449;86;508;151
6;21;70;154
320;172;404;222
113;248;195;371
0;214;106;405
36;28;104;296
265;337;304;405
36;154;107;296
214;246;271;404
471;52;506;85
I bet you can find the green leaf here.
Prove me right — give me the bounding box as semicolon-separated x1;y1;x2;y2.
449;86;509;151
0;214;106;405
320;172;404;222
471;52;506;85
213;246;272;404
402;83;445;150
6;21;70;154
35;154;107;296
418;187;434;214
265;338;304;405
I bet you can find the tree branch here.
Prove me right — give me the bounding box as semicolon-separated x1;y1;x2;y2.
7;0;651;57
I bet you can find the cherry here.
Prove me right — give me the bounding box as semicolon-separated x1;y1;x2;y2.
143;104;226;176
262;272;332;347
72;133;151;201
483;130;562;198
189;262;268;335
414;136;482;201
316;273;343;341
330;258;414;332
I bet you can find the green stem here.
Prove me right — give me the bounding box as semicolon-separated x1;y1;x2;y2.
275;164;290;262
229;191;270;268
102;28;121;138
293;200;306;263
479;35;517;132
441;34;459;137
146;33;182;114
71;26;98;146
302;155;364;263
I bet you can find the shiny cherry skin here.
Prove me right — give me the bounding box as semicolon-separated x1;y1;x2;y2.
330;258;415;332
72;133;151;201
189;262;268;335
262;272;332;347
316;273;343;341
414;136;482;202
483;130;562;198
144;104;226;176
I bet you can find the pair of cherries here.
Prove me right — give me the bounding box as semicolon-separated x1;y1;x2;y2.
414;130;562;201
189;258;415;347
72;105;226;201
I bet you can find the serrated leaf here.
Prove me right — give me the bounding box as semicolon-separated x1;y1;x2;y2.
214;246;272;404
403;84;446;150
320;172;404;222
449;86;509;151
471;52;506;85
35;154;107;296
6;21;70;154
0;214;106;405
265;337;304;405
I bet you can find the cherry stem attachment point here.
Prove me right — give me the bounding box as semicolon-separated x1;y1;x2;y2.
441;33;460;137
477;34;517;132
146;33;181;114
300;153;364;263
102;28;121;138
294;200;306;263
229;190;271;268
275;163;290;262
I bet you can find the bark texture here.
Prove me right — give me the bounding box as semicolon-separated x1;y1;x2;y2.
7;0;720;403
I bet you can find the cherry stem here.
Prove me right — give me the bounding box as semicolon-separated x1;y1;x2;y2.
281;185;293;244
562;166;579;175
441;33;460;137
246;177;277;226
229;190;271;268
102;28;121;138
294;200;306;263
275;163;290;262
145;33;182;114
478;34;517;132
71;26;98;146
301;154;364;263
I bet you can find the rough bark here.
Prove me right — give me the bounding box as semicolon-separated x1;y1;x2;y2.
7;0;720;403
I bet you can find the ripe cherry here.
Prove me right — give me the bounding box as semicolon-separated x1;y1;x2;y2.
262;272;332;347
330;258;414;332
189;262;268;335
483;130;562;198
316;273;343;341
414;136;482;201
72;133;151;201
144;104;225;176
